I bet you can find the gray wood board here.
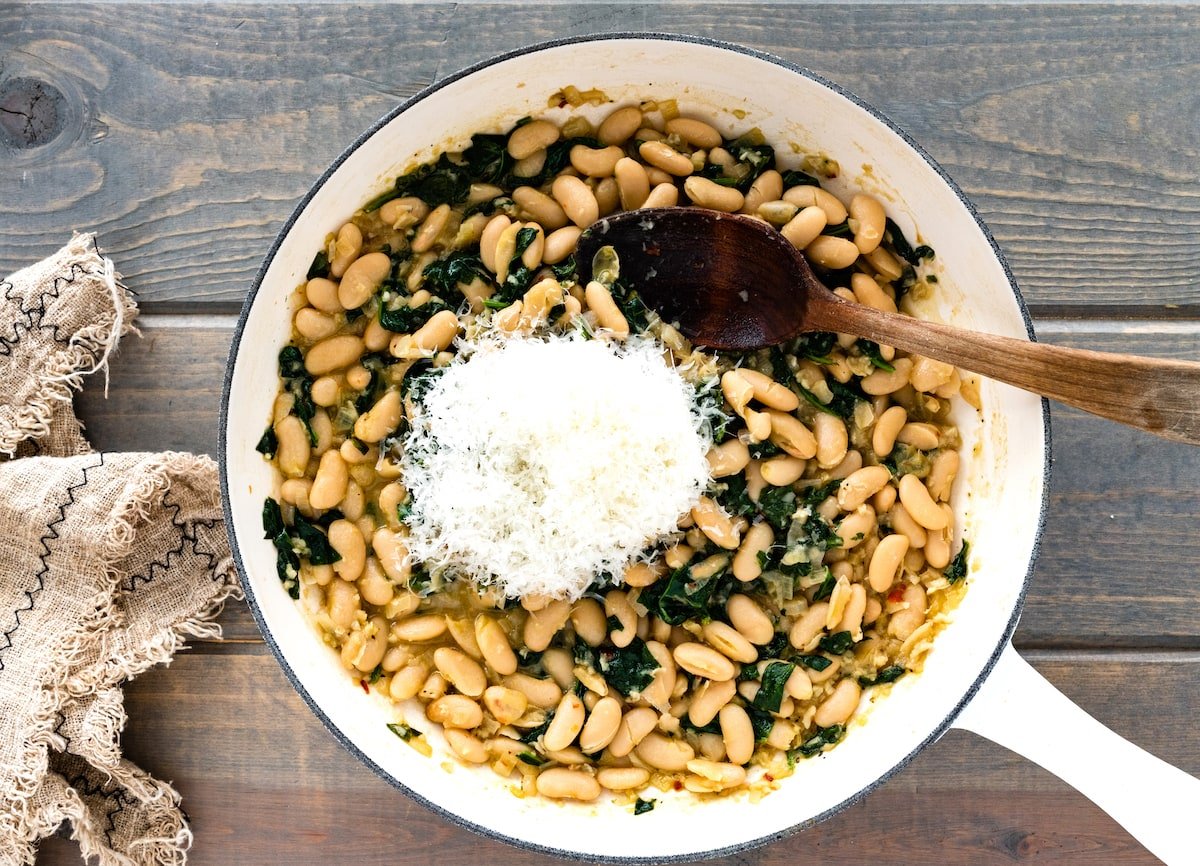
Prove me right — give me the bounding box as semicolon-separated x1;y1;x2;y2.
2;4;1199;310
37;647;1194;865
74;318;1200;647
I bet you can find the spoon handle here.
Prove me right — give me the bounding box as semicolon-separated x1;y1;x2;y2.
807;296;1200;445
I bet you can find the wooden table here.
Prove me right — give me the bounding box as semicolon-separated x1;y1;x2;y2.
5;4;1197;863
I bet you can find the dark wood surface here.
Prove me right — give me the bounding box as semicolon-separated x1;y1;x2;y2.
4;4;1196;864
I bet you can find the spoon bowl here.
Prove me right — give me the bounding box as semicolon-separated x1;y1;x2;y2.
577;207;1200;445
577;208;812;350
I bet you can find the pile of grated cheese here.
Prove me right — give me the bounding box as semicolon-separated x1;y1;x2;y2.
400;332;713;600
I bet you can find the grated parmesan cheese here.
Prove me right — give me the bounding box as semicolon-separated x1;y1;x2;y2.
400;332;713;600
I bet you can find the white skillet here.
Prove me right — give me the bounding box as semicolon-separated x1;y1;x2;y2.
220;34;1197;864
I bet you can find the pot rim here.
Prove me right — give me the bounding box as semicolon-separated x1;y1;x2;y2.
219;31;1052;863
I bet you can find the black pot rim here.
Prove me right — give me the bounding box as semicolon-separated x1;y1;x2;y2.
218;31;1051;864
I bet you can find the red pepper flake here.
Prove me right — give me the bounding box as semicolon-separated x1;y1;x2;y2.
887;587;906;604
673;780;683;791
764;774;775;782
359;679;370;694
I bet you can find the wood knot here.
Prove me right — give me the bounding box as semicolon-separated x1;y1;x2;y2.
0;77;66;149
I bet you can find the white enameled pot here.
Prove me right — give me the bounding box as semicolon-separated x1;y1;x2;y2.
220;35;1197;864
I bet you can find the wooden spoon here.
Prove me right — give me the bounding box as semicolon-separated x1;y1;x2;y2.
575;207;1200;445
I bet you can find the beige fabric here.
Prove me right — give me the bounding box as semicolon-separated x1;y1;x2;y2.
0;235;240;865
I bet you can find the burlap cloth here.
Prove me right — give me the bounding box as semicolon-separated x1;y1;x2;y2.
0;235;240;865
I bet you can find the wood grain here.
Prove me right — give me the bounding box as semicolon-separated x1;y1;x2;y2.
75;318;1200;647
11;6;1200;863
2;5;1199;310
35;647;1195;865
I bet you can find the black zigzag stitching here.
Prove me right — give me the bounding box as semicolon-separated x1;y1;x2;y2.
64;767;128;848
43;260;112;350
51;709;72;753
0;259;109;370
122;482;223;593
0;277;34;358
0;452;106;671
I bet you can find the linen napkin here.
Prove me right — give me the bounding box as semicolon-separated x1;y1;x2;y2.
0;235;240;865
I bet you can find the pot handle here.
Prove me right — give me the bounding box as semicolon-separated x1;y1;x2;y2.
952;643;1196;865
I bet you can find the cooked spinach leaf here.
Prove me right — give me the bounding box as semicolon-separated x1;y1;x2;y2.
945;540;970;583
747;439;782;460
352;352;394;415
796;381;839;417
278;345;306;380
752;661;795;713
422;249;490;295
463;133;511;185
792;653;833;672
517;751;548;767
824;379;870;419
609;277;649;332
811;569;836;602
598;638;661;698
262;497;285;540
780;169;821;188
856;339;895;372
745;704;776;744
515;647;544;670
761;630;790;660
278;346;316;442
768;346;793;383
311;508;345;529
401;154;472;208
273;542;300;599
379;297;452;334
634;798;656;815
801;480;841;508
884;218;925;266
638;566;728;626
859;665;906;687
757;487;796;532
551;258;577;283
714;473;755;518
818;630;855;655
519;711;554;744
255;426;277;459
822;220;852;238
793;510;842;553
512;226;538;262
290;513;341;566
387;721;421;741
729;142;775;192
264;497;340;596
792;331;836;364
306;250;331;280
794;724;845;758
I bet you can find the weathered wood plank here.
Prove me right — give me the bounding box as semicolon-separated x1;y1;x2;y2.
35;648;1194;865
3;5;1199;309
75;318;1200;647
